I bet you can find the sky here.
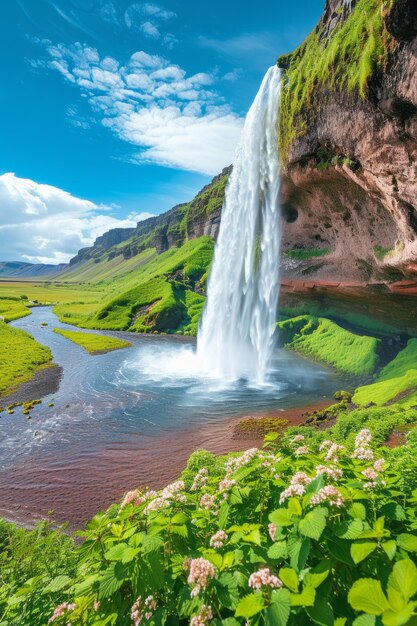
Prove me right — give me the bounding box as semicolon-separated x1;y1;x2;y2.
0;0;324;264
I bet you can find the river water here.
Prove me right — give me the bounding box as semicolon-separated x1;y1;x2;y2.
0;307;342;527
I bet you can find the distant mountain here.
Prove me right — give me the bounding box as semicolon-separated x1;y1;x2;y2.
0;261;67;279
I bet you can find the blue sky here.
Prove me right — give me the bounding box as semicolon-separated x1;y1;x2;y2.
0;0;323;263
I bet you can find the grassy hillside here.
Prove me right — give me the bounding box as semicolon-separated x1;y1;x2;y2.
277;315;380;376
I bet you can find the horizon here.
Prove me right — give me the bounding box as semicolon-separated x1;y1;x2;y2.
0;0;323;264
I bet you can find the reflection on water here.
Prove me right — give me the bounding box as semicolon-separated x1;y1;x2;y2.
1;307;343;468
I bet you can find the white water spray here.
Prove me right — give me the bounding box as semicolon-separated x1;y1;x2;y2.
197;66;281;385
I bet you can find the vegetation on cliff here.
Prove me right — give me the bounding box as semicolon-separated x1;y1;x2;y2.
53;329;132;354
0;322;53;397
277;0;393;161
277;315;380;376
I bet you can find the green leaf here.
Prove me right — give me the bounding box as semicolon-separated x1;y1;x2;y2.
397;534;417;553
217;573;240;610
348;578;389;615
388;559;417;601
235;593;265;618
306;596;334;626
269;508;293;526
42;575;71;593
267;588;291;626
382;603;416;626
267;541;287;560
335;620;347;626
299;507;327;541
104;542;130;561
279;567;299;592
382;541;397;561
290;585;316;607
348;503;367;520
351;541;377;564
335;519;364;540
99;563;126;599
381;503;406;521
352;616;376;626
304;561;330;589
287;536;310;571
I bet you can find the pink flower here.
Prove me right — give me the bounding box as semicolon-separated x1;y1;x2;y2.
374;458;386;472
48;603;76;624
210;530;228;549
190;605;213;626
199;493;218;514
352;447;374;461
315;465;343;481
279;483;306;504
186;558;216;597
191;468;209;491
310;485;344;508
319;440;333;452
291;472;312;486
131;596;157;626
355;429;372;447
294;446;309;456
248;567;283;590
362;467;378;481
268;523;277;541
325;443;344;462
93;601;100;611
292;434;305;443
120;490;144;509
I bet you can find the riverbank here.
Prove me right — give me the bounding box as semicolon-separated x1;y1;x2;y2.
0;400;331;529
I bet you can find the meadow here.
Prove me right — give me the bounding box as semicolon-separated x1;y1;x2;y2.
53;328;132;354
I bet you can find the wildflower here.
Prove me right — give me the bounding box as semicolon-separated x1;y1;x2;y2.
131;596;157;625
362;467;378;481
315;465;343;481
186;558;216;597
190;605;213;626
291;434;305;443
143;481;186;514
48;603;76;624
352;447;374;461
310;485;344;508
225;448;258;474
218;477;236;493
374;458;386;472
325;443;344;462
268;523;276;542
319;439;333;452
210;530;228;549
290;472;312;486
248;567;283;590
294;446;309;456
279;483;307;504
191;468;209;491
199;493;219;515
93;601;100;611
355;429;372;447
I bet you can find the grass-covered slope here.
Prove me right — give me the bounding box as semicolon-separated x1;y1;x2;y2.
53;329;132;354
277;315;380;375
0;321;53;397
55;237;214;335
277;0;393;161
0;297;31;322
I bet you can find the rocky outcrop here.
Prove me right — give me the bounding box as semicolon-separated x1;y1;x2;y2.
278;0;417;283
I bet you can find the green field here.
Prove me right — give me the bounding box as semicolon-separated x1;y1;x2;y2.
54;328;132;354
0;322;53;398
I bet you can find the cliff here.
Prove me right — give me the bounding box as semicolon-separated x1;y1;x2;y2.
278;0;417;284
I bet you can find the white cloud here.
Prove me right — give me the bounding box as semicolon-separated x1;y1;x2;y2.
38;42;243;175
0;173;153;264
140;21;160;39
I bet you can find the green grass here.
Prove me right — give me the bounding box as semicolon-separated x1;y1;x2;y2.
0;298;31;322
377;339;417;381
284;248;331;260
0;321;53;397
353;369;417;406
278;0;392;162
277;315;380;375
53;329;132;354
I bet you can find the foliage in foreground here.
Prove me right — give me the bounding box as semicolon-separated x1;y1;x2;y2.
5;423;417;626
53;329;132;355
0;321;52;397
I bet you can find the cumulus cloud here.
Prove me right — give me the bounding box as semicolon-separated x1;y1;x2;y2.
124;2;176;38
0;173;153;264
37;42;243;175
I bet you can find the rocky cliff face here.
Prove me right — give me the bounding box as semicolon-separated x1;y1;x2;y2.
278;0;417;284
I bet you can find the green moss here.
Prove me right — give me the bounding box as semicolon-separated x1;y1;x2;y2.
53;328;132;354
277;315;380;375
377;339;417;381
374;245;393;261
284;248;331;260
0;321;52;397
278;0;392;162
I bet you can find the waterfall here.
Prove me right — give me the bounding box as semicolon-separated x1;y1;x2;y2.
197;65;282;385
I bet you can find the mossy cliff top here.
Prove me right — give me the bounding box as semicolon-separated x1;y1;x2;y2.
277;0;395;164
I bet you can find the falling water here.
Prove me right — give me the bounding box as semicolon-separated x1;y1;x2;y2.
197;66;281;385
